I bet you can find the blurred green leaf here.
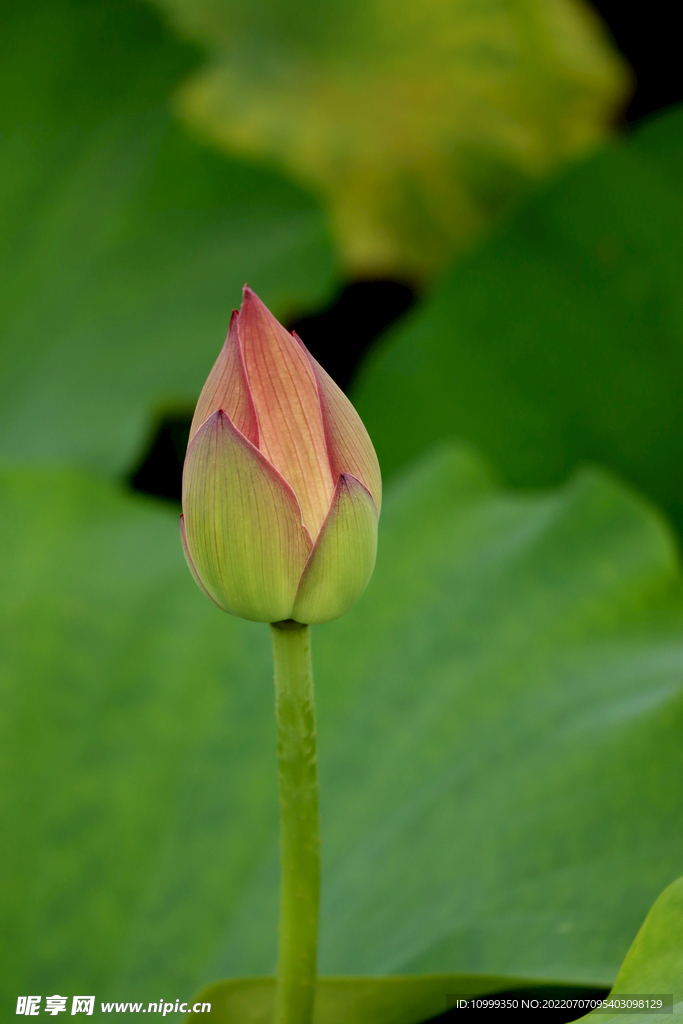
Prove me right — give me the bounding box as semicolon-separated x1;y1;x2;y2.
0;0;336;478
199;874;683;1022
192;973;542;1022
577;876;683;1021
352;104;683;533
5;443;683;1016
154;0;630;280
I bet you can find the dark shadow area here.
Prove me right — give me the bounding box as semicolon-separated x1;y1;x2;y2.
288;279;415;392
128;280;415;502
423;986;610;1024
128;411;192;503
592;0;683;123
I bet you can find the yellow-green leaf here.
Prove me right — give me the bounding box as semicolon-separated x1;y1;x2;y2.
194;876;683;1020
575;877;683;1021
156;0;631;279
191;973;542;1023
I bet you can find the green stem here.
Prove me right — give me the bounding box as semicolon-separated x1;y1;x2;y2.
270;620;320;1024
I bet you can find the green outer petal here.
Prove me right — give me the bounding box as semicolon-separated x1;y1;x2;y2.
182;410;311;622
179;512;223;608
292;474;378;625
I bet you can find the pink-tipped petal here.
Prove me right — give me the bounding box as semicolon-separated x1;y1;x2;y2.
238;286;334;538
190;309;259;446
294;333;382;513
182;410;311;623
292;474;378;625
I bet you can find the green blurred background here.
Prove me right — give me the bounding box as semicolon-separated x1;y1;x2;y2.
3;0;683;1019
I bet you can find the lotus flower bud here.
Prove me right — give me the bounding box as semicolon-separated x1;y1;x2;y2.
180;286;381;624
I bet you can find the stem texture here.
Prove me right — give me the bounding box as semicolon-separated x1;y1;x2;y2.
271;621;320;1024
